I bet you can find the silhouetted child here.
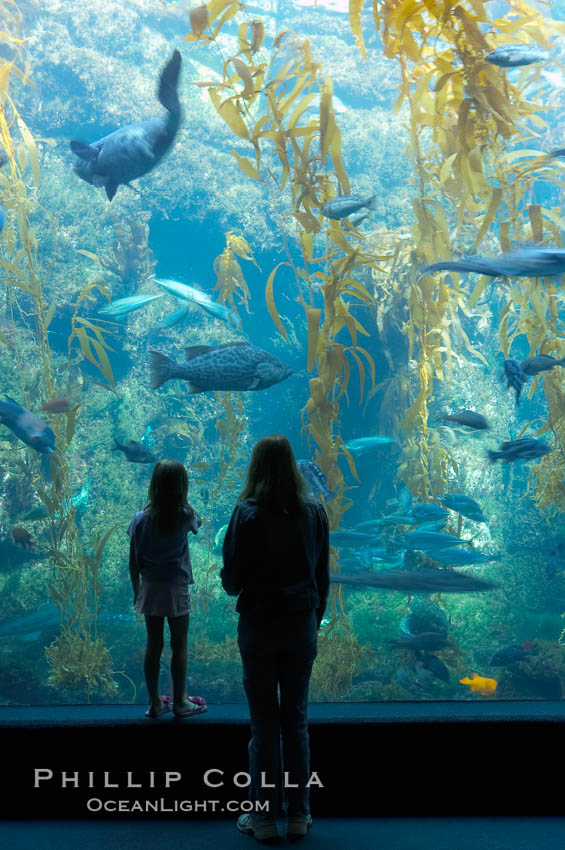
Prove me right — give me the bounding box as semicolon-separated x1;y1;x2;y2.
128;459;207;718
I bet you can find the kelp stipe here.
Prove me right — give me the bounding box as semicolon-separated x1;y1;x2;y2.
345;1;563;510
182;7;400;685
0;1;119;699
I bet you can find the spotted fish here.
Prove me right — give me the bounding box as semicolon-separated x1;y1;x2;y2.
297;460;336;502
149;343;292;393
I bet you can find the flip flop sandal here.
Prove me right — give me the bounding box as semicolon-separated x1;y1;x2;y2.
187;695;207;707
145;695;171;718
173;701;208;718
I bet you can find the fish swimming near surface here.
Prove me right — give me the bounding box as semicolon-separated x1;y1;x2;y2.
418;247;565;282
113;438;157;463
0;396;55;454
150;343;292;393
485;45;548;67
330;568;496;593
519;354;565;376
443;410;489;430
99;292;163;318
70;49;182;201
345;435;397;454
297;459;337;502
439;494;486;523
459;672;498;696
488;438;552;464
321;193;378;220
153;278;242;329
503;358;528;405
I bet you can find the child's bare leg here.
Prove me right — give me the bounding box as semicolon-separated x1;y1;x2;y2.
168;614;195;714
144;615;165;715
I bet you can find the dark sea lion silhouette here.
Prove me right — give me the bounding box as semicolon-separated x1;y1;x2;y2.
70;49;182;201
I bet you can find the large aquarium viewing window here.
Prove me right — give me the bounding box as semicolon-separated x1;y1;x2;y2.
1;0;565;707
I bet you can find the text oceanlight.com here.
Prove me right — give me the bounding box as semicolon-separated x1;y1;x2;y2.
85;799;269;813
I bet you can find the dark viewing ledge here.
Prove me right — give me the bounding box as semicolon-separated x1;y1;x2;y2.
2;702;564;819
1;699;565;726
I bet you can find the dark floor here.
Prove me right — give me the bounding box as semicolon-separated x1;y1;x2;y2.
1;818;565;849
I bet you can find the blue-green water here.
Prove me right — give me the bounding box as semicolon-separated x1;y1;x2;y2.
1;0;565;705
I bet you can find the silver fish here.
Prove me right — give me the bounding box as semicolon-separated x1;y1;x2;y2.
99;292;163;318
345;435;397;453
398;531;467;550
154;278;241;329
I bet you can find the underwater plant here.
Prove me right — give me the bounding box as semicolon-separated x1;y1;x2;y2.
78;216;157;296
344;1;565;508
0;1;120;698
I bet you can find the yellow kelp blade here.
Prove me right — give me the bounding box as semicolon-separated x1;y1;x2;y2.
349;0;367;59
209;89;249;139
265;262;290;342
305;306;321;372
229;149;262;180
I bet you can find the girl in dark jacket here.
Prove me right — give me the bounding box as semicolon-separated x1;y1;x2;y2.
221;435;330;842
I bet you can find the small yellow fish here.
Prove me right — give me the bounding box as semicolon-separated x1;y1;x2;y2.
460;673;498;696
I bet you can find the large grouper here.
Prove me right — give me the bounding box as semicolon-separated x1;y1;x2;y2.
69;49;182;201
150;343;292;393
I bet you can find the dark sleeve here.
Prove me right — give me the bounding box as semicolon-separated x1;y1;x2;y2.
220;505;249;597
186;508;201;535
314;504;330;628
